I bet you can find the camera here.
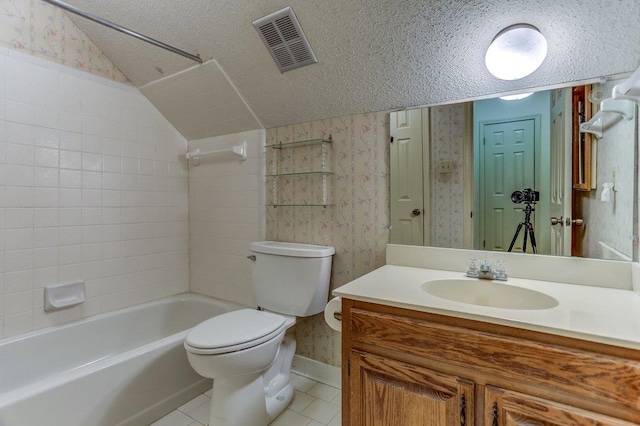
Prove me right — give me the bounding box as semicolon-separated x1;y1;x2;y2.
511;188;540;204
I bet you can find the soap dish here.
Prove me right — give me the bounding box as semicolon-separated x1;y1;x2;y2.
44;282;85;312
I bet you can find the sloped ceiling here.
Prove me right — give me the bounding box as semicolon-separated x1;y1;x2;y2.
64;0;640;131
140;60;263;140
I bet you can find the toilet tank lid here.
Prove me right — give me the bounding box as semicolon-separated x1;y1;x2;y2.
250;241;335;257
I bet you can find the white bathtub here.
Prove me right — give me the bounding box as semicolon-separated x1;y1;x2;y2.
0;294;239;426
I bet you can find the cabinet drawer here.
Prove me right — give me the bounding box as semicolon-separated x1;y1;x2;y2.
349;306;640;415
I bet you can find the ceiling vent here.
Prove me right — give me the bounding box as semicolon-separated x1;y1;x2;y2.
253;6;318;73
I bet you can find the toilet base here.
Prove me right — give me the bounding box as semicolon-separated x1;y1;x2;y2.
207;332;297;426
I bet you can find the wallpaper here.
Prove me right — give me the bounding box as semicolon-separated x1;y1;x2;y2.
266;112;390;367
0;0;129;83
430;104;465;248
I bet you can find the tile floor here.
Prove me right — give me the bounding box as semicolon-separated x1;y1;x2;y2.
150;373;341;426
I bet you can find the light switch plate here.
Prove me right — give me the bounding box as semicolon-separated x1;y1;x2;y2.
438;160;454;173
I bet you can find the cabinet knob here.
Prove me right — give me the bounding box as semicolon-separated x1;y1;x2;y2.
412;208;421;216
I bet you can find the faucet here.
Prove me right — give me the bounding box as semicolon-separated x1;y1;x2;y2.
466;259;508;281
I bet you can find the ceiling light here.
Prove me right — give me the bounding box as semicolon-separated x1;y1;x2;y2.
485;24;547;80
499;92;534;101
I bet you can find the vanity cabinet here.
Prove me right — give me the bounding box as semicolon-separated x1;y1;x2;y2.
484;386;635;425
342;299;640;425
350;351;474;425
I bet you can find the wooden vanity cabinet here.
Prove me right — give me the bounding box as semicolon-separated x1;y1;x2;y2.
350;351;474;425
342;299;640;426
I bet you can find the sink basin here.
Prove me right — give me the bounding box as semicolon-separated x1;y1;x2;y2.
421;279;558;310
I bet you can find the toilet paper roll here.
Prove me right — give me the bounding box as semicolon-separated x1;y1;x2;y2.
324;297;342;332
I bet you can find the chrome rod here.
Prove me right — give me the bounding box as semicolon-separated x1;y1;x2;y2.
42;0;203;64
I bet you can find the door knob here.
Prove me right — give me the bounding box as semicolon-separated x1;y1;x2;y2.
412;209;421;216
550;216;563;226
571;218;584;226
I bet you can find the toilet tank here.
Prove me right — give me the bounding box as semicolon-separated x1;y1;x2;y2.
249;241;335;317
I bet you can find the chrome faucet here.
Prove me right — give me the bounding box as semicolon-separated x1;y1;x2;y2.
478;260;494;279
466;259;508;281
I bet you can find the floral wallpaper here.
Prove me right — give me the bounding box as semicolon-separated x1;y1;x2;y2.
266;112;390;367
0;0;129;83
430;104;465;248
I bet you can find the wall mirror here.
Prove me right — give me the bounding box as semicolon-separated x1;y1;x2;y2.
390;77;638;262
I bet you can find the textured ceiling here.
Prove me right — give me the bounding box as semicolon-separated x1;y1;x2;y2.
64;0;640;131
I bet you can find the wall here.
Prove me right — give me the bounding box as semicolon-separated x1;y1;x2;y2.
0;0;128;84
0;47;190;338
580;80;637;260
266;112;390;366
188;130;265;306
429;104;466;248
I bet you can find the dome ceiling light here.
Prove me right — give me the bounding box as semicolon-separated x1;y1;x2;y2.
485;24;548;80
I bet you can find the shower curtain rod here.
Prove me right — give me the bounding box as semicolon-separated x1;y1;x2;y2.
42;0;203;64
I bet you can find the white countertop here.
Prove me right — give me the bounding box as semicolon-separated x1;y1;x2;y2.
333;264;640;350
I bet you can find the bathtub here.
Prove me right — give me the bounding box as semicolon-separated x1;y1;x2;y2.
0;294;239;426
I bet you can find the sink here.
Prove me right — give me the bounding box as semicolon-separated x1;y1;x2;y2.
421;279;558;310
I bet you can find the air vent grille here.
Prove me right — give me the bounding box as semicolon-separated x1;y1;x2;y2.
259;23;281;47
289;40;311;62
253;6;318;73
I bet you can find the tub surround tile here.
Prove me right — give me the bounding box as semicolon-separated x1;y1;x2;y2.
187;130;265;308
0;47;189;339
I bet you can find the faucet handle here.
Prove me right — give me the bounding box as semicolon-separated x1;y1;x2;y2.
494;260;508;280
466;258;479;277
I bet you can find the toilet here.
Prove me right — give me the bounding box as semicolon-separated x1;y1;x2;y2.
184;241;335;426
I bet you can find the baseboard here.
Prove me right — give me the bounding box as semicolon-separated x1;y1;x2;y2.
291;355;342;389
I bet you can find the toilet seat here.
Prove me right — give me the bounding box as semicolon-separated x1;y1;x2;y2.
185;309;286;355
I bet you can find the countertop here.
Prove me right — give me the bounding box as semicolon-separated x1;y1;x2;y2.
333;264;640;350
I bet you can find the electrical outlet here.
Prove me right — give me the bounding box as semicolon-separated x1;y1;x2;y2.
438;160;454;174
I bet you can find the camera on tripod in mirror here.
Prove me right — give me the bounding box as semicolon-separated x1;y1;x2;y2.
511;188;539;204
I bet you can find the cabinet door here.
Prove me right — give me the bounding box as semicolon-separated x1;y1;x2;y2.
484;386;636;426
349;351;474;426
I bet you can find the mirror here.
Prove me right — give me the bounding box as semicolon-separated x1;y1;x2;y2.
390;77;638;261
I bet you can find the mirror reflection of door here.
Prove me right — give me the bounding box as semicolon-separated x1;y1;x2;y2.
389;109;428;245
389;82;637;260
479;118;537;252
550;88;573;256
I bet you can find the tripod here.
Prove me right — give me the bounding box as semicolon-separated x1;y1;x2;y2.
507;202;538;253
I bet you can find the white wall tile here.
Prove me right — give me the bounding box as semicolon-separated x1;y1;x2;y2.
0;54;189;338
188;130;265;306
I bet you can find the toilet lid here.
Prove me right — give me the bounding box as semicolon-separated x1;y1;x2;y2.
185;309;286;352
